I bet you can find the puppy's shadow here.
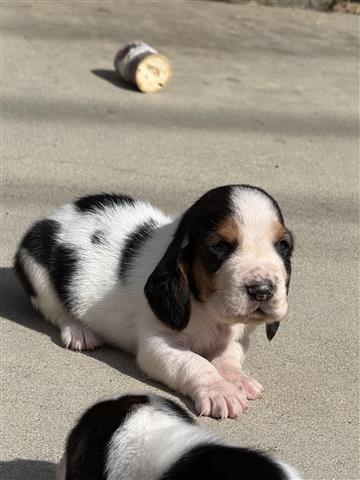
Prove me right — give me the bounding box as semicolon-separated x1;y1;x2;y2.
0;459;56;480
91;69;138;92
0;267;62;346
0;267;196;415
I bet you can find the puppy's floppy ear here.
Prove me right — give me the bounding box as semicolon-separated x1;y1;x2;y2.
266;321;280;341
144;241;191;330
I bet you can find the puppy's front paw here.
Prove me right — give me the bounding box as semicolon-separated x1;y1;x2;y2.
61;321;102;351
239;375;264;400
193;380;249;419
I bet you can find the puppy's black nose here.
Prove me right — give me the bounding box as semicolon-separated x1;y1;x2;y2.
246;280;274;301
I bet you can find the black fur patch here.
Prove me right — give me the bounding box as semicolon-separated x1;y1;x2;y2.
275;232;294;293
145;254;191;330
14;219;60;297
119;219;157;282
14;218;80;309
65;395;150;480
50;245;79;309
75;193;135;213
91;230;106;245
14;251;36;297
154;397;195;424
161;444;289;480
179;186;235;243
17;219;60;269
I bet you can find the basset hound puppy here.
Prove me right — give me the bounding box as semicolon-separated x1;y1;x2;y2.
15;185;294;419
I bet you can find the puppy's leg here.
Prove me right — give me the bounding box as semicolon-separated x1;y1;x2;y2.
32;292;102;352
137;333;249;419
22;251;102;351
210;341;263;400
32;292;102;351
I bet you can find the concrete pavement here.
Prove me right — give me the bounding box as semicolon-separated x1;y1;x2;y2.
1;1;359;479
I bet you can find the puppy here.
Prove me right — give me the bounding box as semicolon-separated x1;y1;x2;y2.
57;394;301;480
15;185;294;419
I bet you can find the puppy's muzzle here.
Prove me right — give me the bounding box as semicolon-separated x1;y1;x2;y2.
246;280;274;302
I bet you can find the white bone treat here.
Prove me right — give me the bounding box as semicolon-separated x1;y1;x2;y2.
114;41;173;93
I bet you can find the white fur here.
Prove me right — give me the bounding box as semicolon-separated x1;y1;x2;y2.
104;397;301;480
17;188;291;418
208;189;288;323
276;460;303;480
57;395;302;479
106;402;221;480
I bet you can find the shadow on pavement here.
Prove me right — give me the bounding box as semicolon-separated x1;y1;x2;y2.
0;267;197;414
0;267;62;347
0;459;56;480
4;93;358;138
91;68;137;92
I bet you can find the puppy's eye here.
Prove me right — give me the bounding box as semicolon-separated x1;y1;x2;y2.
208;240;232;256
276;239;291;254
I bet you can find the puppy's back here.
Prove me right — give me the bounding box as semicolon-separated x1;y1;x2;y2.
59;394;301;480
60;395;151;480
14;193;170;317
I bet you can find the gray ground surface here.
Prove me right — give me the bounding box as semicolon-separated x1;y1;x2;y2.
209;1;336;12
1;2;359;479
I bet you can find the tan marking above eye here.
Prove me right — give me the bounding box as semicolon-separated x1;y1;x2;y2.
192;217;239;302
272;222;288;243
214;217;240;246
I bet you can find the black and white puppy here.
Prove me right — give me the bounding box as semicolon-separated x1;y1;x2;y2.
15;185;294;419
57;394;301;480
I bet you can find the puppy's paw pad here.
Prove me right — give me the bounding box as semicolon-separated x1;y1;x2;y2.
61;322;102;351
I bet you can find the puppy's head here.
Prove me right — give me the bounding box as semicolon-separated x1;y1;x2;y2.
145;185;294;337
